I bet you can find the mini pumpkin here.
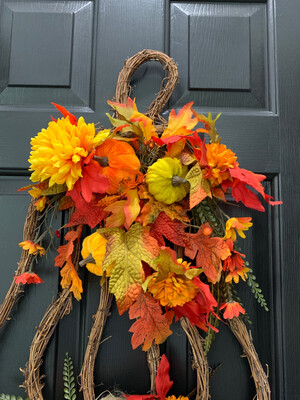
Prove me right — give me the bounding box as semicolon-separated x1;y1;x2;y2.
94;139;141;194
146;157;189;204
81;232;108;276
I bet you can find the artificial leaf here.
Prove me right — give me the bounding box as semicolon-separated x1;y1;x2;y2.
98;223;159;314
107;97;137;121
186;164;211;209
138;188;189;226
156;354;173;399
124;189;141;229
58;195;75;211
150;212;187;247
152;247;202;283
79;161;110;203
229;167;282;208
162;102;198;138
230;180;265;212
180;149;197;165
55;225;83;267
104;189;140;229
212;187;226;202
60;258;83;301
173;279;218;332
193;110;221;143
51;102;77;126
129;292;173;351
183;224;231;283
130;111;158;143
66;200;107;229
104;200;127;228
41;183;67;196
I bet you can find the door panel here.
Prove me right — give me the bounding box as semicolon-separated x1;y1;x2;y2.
0;0;298;399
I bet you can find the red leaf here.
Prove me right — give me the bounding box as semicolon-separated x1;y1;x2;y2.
66;200;107;229
156;355;173;399
183;224;231;283
80;161;110;203
173;279;218;332
229;167;282;208
150;212;187;247
231;181;265;212
51;103;77;125
129;292;173;351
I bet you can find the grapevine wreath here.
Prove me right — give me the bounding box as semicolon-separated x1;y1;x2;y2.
0;50;281;400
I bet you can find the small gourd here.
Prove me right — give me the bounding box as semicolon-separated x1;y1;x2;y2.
81;232;107;276
146;157;189;204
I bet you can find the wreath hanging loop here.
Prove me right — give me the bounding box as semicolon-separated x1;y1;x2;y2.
115;49;179;126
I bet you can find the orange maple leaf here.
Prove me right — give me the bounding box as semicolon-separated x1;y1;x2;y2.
138;186;189;226
183;224;230;283
162;102;198;138
129;292;174;351
60;258;83;301
55;225;82;267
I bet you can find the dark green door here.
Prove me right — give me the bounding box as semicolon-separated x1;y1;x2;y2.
0;0;299;399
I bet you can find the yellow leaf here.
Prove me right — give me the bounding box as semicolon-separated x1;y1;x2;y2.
186;164;211;209
98;223;159;314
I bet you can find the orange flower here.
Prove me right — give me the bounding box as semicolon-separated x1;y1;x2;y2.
223;239;249;283
202;143;238;186
219;301;245;319
166;397;189;400
94;139;141;194
147;272;197;308
34;196;47;212
14;272;43;285
19;240;45;256
223;217;252;241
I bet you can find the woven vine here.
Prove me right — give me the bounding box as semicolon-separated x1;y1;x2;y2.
0;49;272;400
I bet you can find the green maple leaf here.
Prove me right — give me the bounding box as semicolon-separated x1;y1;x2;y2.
98;223;159;314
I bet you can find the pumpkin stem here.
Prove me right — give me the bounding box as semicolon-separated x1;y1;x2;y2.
172;175;188;186
79;254;95;267
93;156;109;167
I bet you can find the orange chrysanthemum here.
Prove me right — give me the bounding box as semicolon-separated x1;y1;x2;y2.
166;396;189;400
19;240;45;256
14;272;43;285
202;143;238;186
147;272;197;308
223;217;253;241
219;301;245;319
29;116;110;191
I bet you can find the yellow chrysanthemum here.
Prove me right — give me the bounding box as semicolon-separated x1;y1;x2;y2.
223;217;253;241
147;272;196;307
202;143;237;186
19;240;45;256
29;116;110;191
166;396;189;400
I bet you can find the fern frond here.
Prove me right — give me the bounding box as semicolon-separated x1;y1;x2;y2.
63;352;77;400
246;266;269;311
0;394;29;400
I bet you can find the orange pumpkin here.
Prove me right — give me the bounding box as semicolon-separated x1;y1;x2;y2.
94;139;141;194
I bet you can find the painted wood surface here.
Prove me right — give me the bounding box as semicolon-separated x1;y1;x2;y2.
0;0;299;399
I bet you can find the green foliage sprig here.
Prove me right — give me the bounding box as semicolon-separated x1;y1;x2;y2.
0;395;29;400
246;266;269;311
63;353;77;400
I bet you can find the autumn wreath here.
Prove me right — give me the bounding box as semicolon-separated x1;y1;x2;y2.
0;50;281;400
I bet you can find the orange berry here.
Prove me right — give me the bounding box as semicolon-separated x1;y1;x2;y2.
203;226;213;236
